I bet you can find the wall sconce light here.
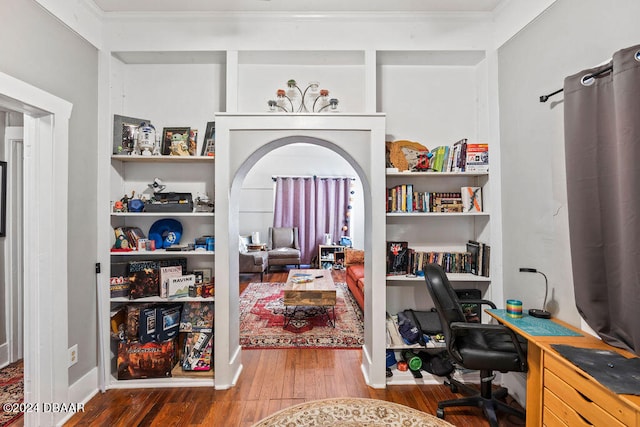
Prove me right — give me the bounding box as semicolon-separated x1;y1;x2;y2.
267;79;339;113
519;267;551;318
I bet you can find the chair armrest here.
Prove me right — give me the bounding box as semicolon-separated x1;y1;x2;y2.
450;322;528;371
459;299;497;309
239;252;261;267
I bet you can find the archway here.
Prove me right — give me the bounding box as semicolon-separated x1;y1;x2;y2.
214;114;387;389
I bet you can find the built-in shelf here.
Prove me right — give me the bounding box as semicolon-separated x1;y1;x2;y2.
111;155;215;163
110;250;214;257
386;212;490;218
386;273;490;283
111;212;215;218
387;342;445;351
110;296;214;303
385;171;488;177
107;375;214;389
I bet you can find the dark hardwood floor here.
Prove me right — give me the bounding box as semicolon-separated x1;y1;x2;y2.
64;269;525;426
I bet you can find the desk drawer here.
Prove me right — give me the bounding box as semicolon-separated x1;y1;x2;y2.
544;352;632;426
543;405;568;427
544;375;624;426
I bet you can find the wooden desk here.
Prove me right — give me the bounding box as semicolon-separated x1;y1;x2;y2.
486;309;640;426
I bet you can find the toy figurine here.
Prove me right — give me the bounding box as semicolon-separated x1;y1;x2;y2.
113;200;125;213
170;133;190;156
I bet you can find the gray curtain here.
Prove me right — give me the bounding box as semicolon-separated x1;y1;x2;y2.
564;44;640;354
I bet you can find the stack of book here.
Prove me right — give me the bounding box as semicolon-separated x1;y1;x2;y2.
427;139;489;173
465;240;490;277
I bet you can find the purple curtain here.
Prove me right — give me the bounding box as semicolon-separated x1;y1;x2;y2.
273;176;351;264
564;44;640;354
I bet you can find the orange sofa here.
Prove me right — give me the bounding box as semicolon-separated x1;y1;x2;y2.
344;248;365;311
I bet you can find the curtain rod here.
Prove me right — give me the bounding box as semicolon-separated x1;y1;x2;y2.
271;175;356;181
539;65;613;103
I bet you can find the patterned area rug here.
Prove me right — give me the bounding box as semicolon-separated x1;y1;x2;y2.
0;360;24;426
252;397;455;427
240;282;364;349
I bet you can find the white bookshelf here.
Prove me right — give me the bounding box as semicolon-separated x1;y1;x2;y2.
97;43;499;390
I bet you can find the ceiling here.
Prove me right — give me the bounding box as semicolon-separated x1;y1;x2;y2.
90;0;505;13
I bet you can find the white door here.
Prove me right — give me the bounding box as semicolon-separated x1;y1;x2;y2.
4;126;23;363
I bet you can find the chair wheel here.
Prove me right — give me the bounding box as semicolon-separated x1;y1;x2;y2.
436;408;445;419
444;379;458;393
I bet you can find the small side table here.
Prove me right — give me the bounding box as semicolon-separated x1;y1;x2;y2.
318;245;345;269
247;243;267;252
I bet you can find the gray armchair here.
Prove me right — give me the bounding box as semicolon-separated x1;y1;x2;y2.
266;227;301;272
239;235;268;281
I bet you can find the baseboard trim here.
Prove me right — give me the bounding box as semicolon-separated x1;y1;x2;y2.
56;367;99;427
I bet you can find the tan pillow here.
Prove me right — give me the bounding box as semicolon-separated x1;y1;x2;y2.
344;248;365;266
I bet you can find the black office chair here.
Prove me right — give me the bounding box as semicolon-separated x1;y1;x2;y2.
424;263;528;426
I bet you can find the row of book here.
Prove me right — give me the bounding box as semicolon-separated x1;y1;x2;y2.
386;241;490;277
406;251;472;276
110;259;214;300
386;187;483;213
428;139;489;173
112;301;214;379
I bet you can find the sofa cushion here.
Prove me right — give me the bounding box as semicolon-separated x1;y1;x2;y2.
268;247;300;259
347;264;365;282
356;278;365;293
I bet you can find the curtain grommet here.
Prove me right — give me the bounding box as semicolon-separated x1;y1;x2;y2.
635;50;640;62
581;74;596;86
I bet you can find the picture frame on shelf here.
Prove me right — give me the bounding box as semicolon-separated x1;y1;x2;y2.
201;121;215;157
113;114;148;155
161;127;191;156
0;161;6;237
188;129;198;156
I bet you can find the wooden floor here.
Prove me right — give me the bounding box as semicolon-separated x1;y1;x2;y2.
64;269;525;426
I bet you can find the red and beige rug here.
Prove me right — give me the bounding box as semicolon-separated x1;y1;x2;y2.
251;397;454;426
0;360;24;427
240;282;364;349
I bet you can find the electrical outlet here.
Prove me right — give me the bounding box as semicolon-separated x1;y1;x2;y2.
69;344;78;367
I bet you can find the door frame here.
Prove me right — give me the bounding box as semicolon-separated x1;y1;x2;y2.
3;126;23;364
0;71;72;427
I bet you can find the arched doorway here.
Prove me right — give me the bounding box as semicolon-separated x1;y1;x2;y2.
214;114;387;389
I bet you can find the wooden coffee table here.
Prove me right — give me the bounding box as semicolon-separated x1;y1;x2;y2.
283;269;337;328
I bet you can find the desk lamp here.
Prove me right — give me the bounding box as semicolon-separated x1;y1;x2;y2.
519;267;551;319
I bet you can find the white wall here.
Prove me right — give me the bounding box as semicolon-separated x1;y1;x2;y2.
0;0;99;385
239;143;364;252
498;0;640;325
